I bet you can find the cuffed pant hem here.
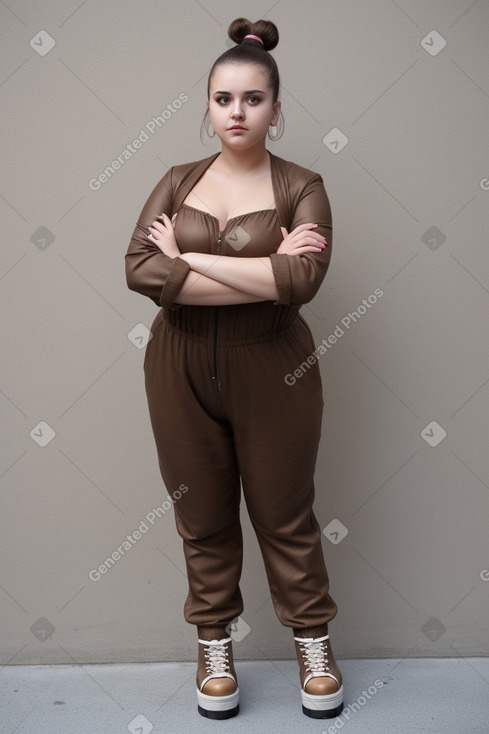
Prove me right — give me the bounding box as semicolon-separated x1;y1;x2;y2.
292;623;329;638
197;625;233;641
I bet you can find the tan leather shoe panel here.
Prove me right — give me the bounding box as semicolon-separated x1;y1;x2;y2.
305;676;339;695
202;677;237;696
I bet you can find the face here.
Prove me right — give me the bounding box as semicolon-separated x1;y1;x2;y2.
207;63;281;150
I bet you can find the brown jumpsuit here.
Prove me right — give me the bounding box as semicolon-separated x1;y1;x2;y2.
125;150;338;631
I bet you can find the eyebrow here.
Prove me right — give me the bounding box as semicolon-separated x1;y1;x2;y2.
213;89;266;95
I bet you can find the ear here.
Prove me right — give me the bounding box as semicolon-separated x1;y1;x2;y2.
271;99;281;124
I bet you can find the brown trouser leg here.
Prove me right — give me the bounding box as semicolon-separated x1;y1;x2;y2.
223;318;338;629
144;322;244;627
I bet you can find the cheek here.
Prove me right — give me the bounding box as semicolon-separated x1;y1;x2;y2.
252;105;273;120
209;104;225;120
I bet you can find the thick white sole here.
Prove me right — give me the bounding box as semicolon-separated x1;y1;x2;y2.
301;683;344;719
197;686;240;719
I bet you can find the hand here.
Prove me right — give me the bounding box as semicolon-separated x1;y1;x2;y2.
277;223;327;255
147;212;180;258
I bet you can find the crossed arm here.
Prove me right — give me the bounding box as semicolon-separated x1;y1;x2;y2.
147;213;327;306
177;254;278;303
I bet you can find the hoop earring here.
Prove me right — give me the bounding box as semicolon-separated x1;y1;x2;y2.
268;125;279;141
206;112;216;137
267;110;284;141
201;109;216;138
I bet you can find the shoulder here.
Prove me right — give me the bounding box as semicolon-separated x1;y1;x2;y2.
269;153;328;217
149;153;218;190
269;152;324;188
168;153;219;183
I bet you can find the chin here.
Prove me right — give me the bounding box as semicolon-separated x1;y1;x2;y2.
225;135;264;148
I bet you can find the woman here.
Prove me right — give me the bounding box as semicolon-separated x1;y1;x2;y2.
125;17;343;721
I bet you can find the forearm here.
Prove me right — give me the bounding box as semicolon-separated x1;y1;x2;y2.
180;252;279;301
175;270;266;305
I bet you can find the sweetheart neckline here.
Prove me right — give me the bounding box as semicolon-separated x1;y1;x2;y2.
180;202;277;229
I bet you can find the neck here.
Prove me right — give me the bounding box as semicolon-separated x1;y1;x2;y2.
216;144;270;172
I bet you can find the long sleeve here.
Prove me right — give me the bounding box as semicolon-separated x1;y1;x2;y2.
124;167;191;309
269;172;333;305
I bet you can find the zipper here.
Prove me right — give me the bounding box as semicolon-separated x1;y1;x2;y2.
212;229;223;391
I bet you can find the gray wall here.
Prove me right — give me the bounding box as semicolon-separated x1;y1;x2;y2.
1;0;488;666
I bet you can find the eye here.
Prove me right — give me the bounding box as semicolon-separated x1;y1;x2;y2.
248;96;261;104
216;96;230;104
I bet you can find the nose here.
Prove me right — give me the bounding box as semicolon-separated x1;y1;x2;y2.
231;102;244;119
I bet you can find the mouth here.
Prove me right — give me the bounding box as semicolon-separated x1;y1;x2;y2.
228;125;246;131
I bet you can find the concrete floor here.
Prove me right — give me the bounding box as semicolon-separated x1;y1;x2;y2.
2;657;489;733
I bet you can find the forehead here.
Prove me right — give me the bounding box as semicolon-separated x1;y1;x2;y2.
210;63;270;92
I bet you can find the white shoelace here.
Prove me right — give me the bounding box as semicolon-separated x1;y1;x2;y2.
295;634;331;676
199;637;233;677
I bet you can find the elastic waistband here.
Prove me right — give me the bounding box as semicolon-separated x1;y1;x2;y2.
161;303;300;346
164;320;294;346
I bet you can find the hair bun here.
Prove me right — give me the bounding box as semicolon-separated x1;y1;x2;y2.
228;17;279;52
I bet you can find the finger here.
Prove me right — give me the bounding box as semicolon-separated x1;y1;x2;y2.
299;243;326;252
291;222;319;234
280;226;288;238
304;233;327;244
155;213;171;227
287;238;326;251
289;236;326;250
287;245;325;255
290;241;326;255
154;217;174;233
293;232;327;245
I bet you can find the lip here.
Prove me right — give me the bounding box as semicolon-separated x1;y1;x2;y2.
228;125;246;130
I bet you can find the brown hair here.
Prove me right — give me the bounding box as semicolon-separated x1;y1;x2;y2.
201;17;284;141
